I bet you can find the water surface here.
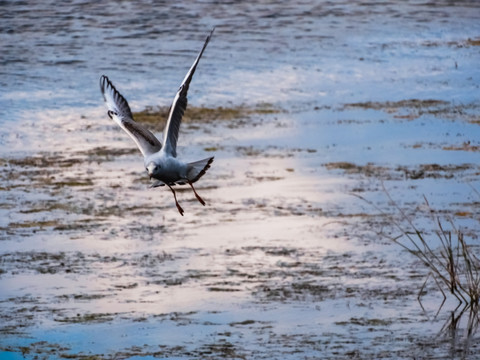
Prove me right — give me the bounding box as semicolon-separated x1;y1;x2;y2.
1;1;480;359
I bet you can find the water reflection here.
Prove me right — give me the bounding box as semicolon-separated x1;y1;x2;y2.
1;0;480;358
2;1;480;119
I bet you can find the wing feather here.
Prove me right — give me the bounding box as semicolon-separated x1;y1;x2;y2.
162;28;215;157
100;75;162;157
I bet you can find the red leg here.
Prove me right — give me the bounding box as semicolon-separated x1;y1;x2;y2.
167;184;184;216
188;181;206;206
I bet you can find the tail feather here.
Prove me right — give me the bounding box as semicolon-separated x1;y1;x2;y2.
187;156;214;183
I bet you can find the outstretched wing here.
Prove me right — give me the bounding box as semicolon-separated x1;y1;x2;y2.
162;28;215;157
100;75;162;157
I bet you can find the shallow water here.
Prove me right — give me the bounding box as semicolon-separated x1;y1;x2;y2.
1;1;480;359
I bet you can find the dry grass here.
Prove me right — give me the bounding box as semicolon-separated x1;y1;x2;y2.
356;185;480;332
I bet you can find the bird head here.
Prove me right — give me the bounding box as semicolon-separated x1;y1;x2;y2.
146;162;161;179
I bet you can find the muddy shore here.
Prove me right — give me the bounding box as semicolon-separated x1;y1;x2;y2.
1;98;480;359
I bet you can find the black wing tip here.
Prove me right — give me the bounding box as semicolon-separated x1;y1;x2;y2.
207;27;215;40
99;75;112;95
203;27;215;48
100;75;121;96
99;75;133;118
99;75;121;101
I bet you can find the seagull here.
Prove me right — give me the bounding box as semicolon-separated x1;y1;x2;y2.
100;29;215;216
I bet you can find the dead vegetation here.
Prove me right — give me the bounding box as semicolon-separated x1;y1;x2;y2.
356;186;480;334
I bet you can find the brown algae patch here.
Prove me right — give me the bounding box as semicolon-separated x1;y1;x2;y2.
133;103;282;131
324;161;477;180
466;38;480;46
407;141;480;154
343;99;448;112
236;145;316;158
342;99;447;121
443;142;480;152
5;155;83;169
396;37;480;49
54;312;116;324
342;99;480;123
0;251;175;276
2;342;70;358
77;146;138;160
324;162;392;179
335;317;393;327
1;146;139;184
6;220;62;230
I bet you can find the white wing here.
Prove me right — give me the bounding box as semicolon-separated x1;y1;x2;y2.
162;28;214;157
100;75;162;157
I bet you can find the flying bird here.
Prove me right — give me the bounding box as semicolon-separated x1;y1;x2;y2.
100;29;215;216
